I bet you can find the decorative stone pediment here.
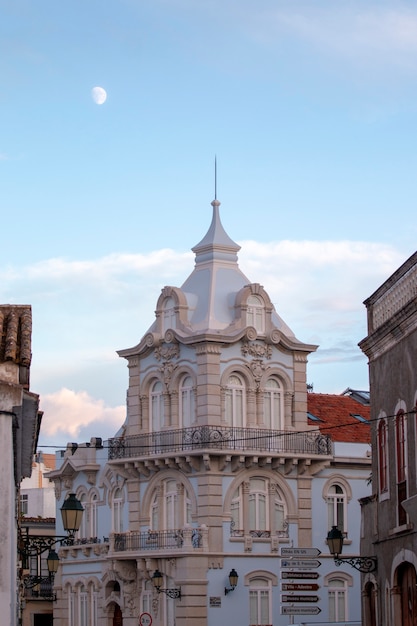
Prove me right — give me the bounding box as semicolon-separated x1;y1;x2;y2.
241;341;272;359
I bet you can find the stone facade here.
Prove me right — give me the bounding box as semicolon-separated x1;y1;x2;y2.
0;305;41;626
359;250;417;626
49;199;371;626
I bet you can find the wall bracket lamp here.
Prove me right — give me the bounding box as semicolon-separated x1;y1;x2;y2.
326;526;377;574
19;493;84;601
152;569;181;600
224;568;239;595
20;493;85;560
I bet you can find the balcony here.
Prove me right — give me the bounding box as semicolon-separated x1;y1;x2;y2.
108;426;332;461
110;526;208;555
23;577;55;601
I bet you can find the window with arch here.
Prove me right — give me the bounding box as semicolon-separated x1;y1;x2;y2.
179;375;195;427
249;576;272;626
141;579;153;616
89;493;98;539
150;380;164;431
68;582;98;626
326;483;347;534
225;374;246;427
396;410;407;526
162;296;176;332
68;589;75;626
263;378;283;429
327;576;349;622
378;419;388;495
231;477;287;537
112;487;124;533
247;295;265;334
77;493;88;540
151;478;192;531
79;584;88;626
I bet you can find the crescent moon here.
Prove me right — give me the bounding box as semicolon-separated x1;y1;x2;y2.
91;86;107;105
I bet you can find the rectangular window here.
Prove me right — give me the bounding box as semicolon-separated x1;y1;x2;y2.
20;494;28;516
69;592;75;626
250;588;270;625
396;412;407;525
378;421;388;493
80;589;88;626
329;589;346;621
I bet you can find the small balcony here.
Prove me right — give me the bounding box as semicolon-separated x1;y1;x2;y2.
108;426;332;461
110;526;208;555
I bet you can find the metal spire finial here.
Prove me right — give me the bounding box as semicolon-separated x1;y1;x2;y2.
214;155;217;200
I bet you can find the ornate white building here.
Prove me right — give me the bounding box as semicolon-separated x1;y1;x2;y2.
48;198;371;626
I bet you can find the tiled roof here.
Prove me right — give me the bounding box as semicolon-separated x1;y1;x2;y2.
307;393;371;443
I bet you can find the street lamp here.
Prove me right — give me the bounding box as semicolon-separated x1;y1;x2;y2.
151;569;181;600
326;526;377;573
224;568;239;595
20;493;84;598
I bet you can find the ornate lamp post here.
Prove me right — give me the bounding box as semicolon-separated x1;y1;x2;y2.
326;526;377;574
151;569;181;600
20;493;84;596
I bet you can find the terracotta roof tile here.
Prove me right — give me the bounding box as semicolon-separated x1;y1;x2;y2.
0;305;32;366
308;393;371;444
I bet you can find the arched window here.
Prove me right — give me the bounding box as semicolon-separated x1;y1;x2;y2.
378;419;388;494
150;380;164;431
163;297;176;332
79;584;88;626
249;478;268;531
327;484;347;533
78;493;88;539
263;378;283;429
141;579;153;616
112;487;124;533
179;375;195;427
327;577;348;622
151;479;192;531
225;374;246;427
249;577;272;626
247;295;265;334
231;478;287;537
89;493;98;539
396;410;407;525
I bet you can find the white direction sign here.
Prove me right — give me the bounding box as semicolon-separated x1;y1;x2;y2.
281;547;321;557
281;559;321;569
281;606;322;616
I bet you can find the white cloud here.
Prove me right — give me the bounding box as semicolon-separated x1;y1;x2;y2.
9;239;408;445
249;3;417;76
40;388;125;443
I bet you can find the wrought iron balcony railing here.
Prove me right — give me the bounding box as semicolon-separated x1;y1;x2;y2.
112;528;204;553
23;577;55;601
108;426;332;460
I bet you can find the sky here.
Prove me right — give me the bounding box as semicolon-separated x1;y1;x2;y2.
2;0;416;450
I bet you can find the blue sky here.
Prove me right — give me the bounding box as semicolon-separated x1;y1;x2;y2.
2;0;416;448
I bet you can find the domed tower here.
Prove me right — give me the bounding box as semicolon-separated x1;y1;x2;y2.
110;198;330;626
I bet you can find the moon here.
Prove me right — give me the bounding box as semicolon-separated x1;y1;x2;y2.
91;86;107;105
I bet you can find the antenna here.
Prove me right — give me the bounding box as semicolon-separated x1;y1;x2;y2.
214;155;217;200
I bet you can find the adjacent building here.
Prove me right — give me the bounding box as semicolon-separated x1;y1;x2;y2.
359;250;417;626
20;452;57;626
49;198;372;626
0;305;42;626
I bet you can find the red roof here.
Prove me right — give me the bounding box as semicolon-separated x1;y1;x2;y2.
307;393;371;444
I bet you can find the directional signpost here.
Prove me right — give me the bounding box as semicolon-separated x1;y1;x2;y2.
281;559;321;569
281;571;320;580
281;606;321;616
280;547;322;616
282;594;320;603
281;547;321;558
282;583;319;592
